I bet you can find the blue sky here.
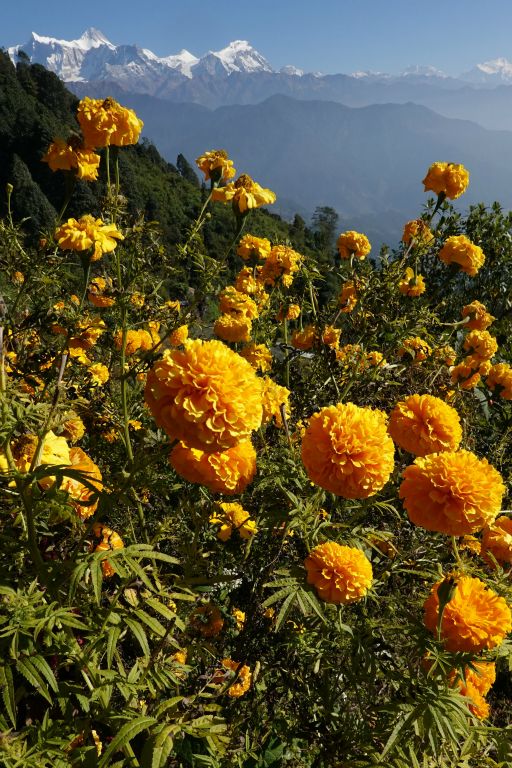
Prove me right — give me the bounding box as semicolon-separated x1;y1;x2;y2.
4;0;512;75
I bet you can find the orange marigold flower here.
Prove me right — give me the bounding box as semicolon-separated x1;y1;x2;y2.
237;234;271;261
77;97;143;148
170;440;256;495
215;658;252;697
365;350;386;368
302;403;394;498
88;276;115;307
337;230;371;260
212;173;276;214
463;330;498;361
214;313;252;343
209;501;258;540
92;523;124;578
423;575;511;652
486;362;512;400
195;149;236;183
462;300;495;331
450;361;481;390
321;325;341;349
12;270;25;285
61;415;86;443
459;535;481;556
336;343;363;367
399;450;505;535
234;266;264;296
434;345;457;366
42;137;101;181
398;267;426;297
218;286;259;319
422;162;469;200
260;245;303;287
114;329;153;355
305;541;373;604
398;337;432;362
145;340;262;451
88;363;109;386
388;394;462;457
438;235;485;276
240;343;272;372
169;324;188;346
291;325;316;351
276;303;301;321
189;603;224;637
402;219;435;246
482;516;512;566
55;215;124;262
450;664;495;719
62;447;103;520
338;280;358;312
261;377;291;428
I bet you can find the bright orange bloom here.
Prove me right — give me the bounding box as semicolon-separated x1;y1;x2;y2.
237;234;271;260
92;523;124;578
114;329;153;355
388;394;462;457
291;325;316;351
240;343;272;372
261;377;291;428
214;314;252;343
337;230;371;260
438;235;485;276
400;450;505;535
305;542;373;604
398;267;426;297
450;360;481;390
195;149;236;183
486;362;512;399
62;447;103;520
212;173;276;214
463;330;498;361
88;276;115;307
424;575;511;652
301;403;394;498
55;215;124;262
218;286;259;319
170;440;256;495
422;162;469;200
321;325;341;349
215;659;252;697
42;138;101;181
482;516;512;566
397;337;432;362
259;245;302;287
338;280;358;312
77;97;143;147
169;325;188;346
402;219;435;246
461;301;495;331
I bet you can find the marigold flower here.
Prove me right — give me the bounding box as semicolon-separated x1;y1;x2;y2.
195;149;236;183
388;394;462;457
114;329;153;355
399;267;426;297
402;219;435;246
459;534;482;556
130;292;145;308
88;276;115;307
400;450;505;535
12;271;25;285
398;337;432;362
305;542;373;604
435;345;457;367
232;608;246;630
55;215;124;262
261;377;291;428
189;603;224;637
169;324;188;346
260;245;302;287
88;363;109;386
462;301;495;331
424;575;511;652
92;523;124;578
234;266;264;296
365;350;386;368
485;362;512;399
482;516;512;566
17;431;70;479
336;344;363;367
172;649;187;665
337;230;371;260
209;502;258;540
62;447;103;520
321;325;341;349
42;137;101;181
146;340;262;451
215;658;252;697
237;234;271;261
277;303;301;321
170;440;256;495
61;416;86;443
302;403;394;498
450;663;496;719
422;162;469;200
291;325;316;351
438;235;485;276
219;286;259;319
463;330;498;361
212;173;276;214
240;343;272;372
214;313;252;343
77;97;143;148
338;281;358;312
450;361;481;390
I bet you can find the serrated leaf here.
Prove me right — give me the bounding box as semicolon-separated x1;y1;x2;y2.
275;590;299;631
27;654;58;692
16;657;52;703
145;597;177;621
90;557;103;605
135;609;166;637
0;665;16;727
107;625;122;669
98;716;156;767
125;618;150;657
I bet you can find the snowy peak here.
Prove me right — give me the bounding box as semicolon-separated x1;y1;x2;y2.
193;40;273;76
461;57;512;83
401;64;447;78
160;49;199;78
75;27;116;50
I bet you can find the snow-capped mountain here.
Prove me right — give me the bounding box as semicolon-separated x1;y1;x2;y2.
460;57;512;84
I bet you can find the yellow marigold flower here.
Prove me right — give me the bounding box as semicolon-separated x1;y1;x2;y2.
215;658;252;697
422;162;469;200
212;173;276;214
291;325;316;351
337;230;371;260
338;280;358;312
219;286;259;319
42;137;101;181
232;608;246;630
463;330;498;361
398;337;432;362
88;363;110;386
12;271;25;285
172;649;187;665
92;523;124;578
195;149;236;183
434;345;457;366
459;535;482;556
62;447;103;520
438;235;485;276
482;516;512;566
162;299;181;314
402;219;435;246
336;343;363;367
400;450;505;535
321;325;341;349
450;663;495;719
114;329;153;355
209;502;258;541
305;542;373;604
170;440;257;495
450;361;481;390
61;416;86;443
130;292;145;308
462;300;495;331
388;394;462;457
234;266;263;296
365;351;386;368
240;343;272;372
189;603;224;637
88;276;115;307
169;324;188;346
129;420;142;431
399;267;426;297
145;340;262;451
17;431;70;480
277;303;301;321
68;316;106;353
77;96;143;148
260;245;303;287
261;377;291;428
302;403;394;499
55;215;124;262
423;575;511;652
486;362;512;400
214;313;252;343
237;234;271;261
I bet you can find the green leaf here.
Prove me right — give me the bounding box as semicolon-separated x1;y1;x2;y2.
98;716;157;767
27;654;58;692
0;665;16;728
134;609;166;638
107;625;122;669
125;618;150;657
90;557;103;605
16;657;52;703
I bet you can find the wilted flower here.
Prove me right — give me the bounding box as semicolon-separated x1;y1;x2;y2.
88;276;115;307
485;362;512;399
261;377;291;428
388;394;462;456
209;502;258;541
170;440;257;495
77;97;143;147
438;235;485;276
42;137;101;181
291;325;316;351
189;603;224;637
196;149;236;183
337;230;371;260
55;215;124;262
402;219;434;246
305;542;373;604
212;173;276;214
422;162;469;200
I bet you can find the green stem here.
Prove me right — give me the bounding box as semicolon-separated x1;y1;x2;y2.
105;145;111;192
282;319;290;389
